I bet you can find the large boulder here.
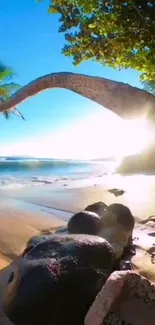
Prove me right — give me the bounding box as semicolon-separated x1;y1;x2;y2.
98;203;135;259
56;203;135;261
84;202;107;217
3;234;115;325
68;211;101;235
85;270;155;325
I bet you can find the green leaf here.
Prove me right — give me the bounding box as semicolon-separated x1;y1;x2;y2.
88;23;95;28
48;6;59;14
0;67;15;83
0;61;25;120
3;111;10;120
39;0;155;84
2;108;25;121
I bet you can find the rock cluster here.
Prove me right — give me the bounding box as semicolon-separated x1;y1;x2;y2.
2;202;155;325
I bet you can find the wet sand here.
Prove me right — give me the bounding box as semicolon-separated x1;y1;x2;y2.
3;174;155;220
0;196;67;324
0;197;66;269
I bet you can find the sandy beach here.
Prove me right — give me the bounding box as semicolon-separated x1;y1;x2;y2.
0;173;155;266
0;197;66;269
3;173;155;218
0;195;66;324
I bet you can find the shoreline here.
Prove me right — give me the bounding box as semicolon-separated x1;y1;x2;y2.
0;196;66;270
5;196;73;221
1;170;155;190
3;175;155;219
0;175;155;268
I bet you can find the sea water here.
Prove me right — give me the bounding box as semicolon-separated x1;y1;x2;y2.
0;157;116;189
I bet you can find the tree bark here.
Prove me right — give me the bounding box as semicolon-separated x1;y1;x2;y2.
0;72;154;120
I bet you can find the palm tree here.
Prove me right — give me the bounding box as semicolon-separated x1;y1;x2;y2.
0;71;154;122
0;62;25;120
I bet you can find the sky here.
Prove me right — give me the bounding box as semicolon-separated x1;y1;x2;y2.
0;0;153;159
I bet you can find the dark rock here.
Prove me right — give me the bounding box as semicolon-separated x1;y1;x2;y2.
85;201;107;217
108;189;125;197
98;204;135;260
55;226;68;234
23;234;49;254
3;234;115;325
120;260;133;271
107;204;135;231
68;211;101;235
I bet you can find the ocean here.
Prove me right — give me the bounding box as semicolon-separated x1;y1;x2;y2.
0;157;117;189
2;156;155;220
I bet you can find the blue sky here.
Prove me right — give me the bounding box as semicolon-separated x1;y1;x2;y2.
0;0;149;159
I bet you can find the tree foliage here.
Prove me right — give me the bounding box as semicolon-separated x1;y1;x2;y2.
0;62;25;120
39;0;155;86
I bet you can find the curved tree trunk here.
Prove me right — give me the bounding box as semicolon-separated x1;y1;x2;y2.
0;72;155;120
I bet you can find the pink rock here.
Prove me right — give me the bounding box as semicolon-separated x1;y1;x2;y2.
85;270;155;325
